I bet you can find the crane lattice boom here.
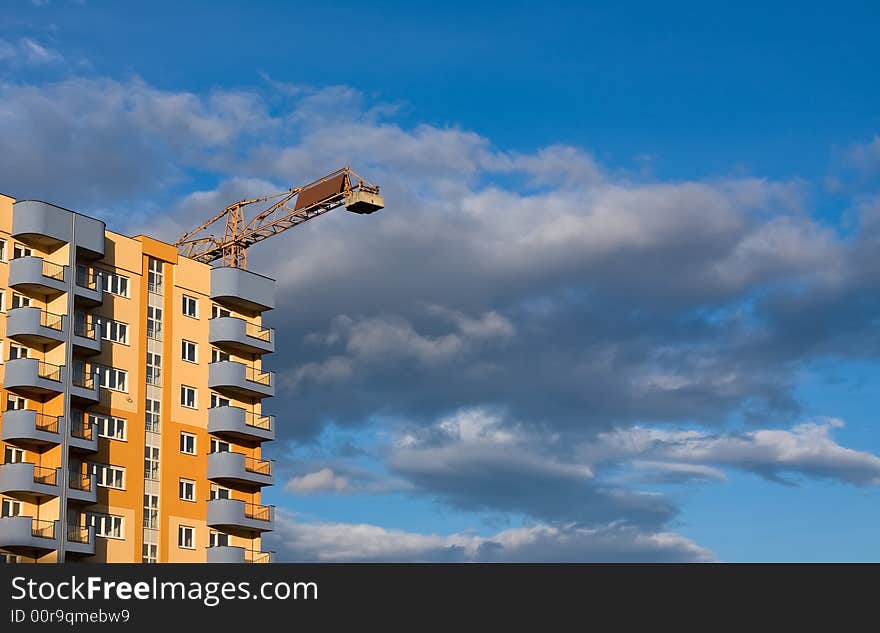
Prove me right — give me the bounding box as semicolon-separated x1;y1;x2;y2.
174;167;383;268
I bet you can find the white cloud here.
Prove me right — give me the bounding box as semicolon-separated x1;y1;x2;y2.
0;38;63;66
286;468;352;493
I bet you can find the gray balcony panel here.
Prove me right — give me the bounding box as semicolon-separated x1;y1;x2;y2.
73;214;106;259
209;361;275;399
209;316;275;355
12;200;72;249
0;516;59;554
67;473;97;504
206;545;246;563
207;499;274;533
0;462;60;499
6;307;65;346
208;406;275;443
74;267;103;306
70;370;99;404
65;525;96;557
1;409;61;449
207;452;274;489
8;256;67;296
210;267;275;314
3;358;65;397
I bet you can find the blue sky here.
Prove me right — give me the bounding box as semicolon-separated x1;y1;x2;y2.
2;0;880;561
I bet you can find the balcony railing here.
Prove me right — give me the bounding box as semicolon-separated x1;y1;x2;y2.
67;525;90;544
73;316;97;340
71;368;95;389
38;310;64;331
27;412;60;434
32;466;57;486
37;361;62;382
244;322;273;342
244;550;272;564
69;419;94;441
75;265;99;290
31;519;55;540
69;472;92;492
245;411;273;430
243;502;272;522
244;366;272;386
243;456;272;477
41;260;65;282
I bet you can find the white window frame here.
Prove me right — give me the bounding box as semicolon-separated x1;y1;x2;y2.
8;343;27;360
4;447;25;463
179;432;197;456
182;295;198;319
210;393;231;408
180;385;197;409
143;494;159;530
87;512;124;539
95;317;129;345
179;478;196;502
144;446;160;481
89;413;127;441
209;530;229;548
211;348;230;363
13;244;32;259
0;239;6;262
96;269;130;298
181;340;198;364
142;543;158;563
1;499;22;517
210;438;231;454
0;290;5;312
6;395;26;411
145;398;160;433
210;484;231;500
90;463;126;490
10;292;30;309
146;352;162;386
96;365;128;393
178;525;195;550
211;305;232;319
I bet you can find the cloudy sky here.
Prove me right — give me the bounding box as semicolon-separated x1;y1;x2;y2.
3;0;880;561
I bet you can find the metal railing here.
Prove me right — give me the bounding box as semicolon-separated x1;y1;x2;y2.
37;361;62;382
244;365;272;386
243;456;272;476
69;418;94;441
33;466;57;486
35;310;64;331
75;265;99;290
31;519;55;540
244;411;273;430
244;321;273;342
73;314;97;340
244;550;272;564
41;260;65;281
69;471;92;492
71;368;96;390
67;525;90;544
243;502;272;522
32;413;60;434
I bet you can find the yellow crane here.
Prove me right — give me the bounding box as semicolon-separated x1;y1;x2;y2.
174;166;384;268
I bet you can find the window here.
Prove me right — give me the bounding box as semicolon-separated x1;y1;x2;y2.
1;499;22;517
87;512;124;539
148;258;163;294
10;293;30;309
13;244;32;259
147;306;162;340
181;340;197;363
179;432;196;455
0;290;4;311
144;446;160;481
178;525;195;549
180;385;197;409
96;269;130;298
89;413;126;441
210;484;231;500
145;398;160;433
143;494;159;530
0;239;6;262
211;305;232;319
90;463;125;489
146;352;162;386
209;531;229;548
211;348;230;363
95;317;129;344
182;295;198;318
1;553;18;564
142;543;158;564
210;439;231;454
210;393;231;408
96;365;127;392
179;478;196;502
8;343;27;360
4;447;25;464
6;396;26;411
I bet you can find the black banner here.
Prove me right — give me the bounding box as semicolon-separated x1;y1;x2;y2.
0;564;872;628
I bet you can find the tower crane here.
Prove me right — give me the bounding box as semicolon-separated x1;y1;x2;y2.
174;166;384;269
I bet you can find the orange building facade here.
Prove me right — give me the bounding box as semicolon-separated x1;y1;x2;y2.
0;194;275;563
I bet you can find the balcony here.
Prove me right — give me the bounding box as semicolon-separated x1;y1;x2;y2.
1;410;61;449
4;358;64;398
0;463;60;501
209;361;275;399
74;265;103;306
206;546;273;564
72;315;102;356
210;266;275;315
70;367;99;404
8;256;67;297
0;517;58;556
209;316;275;355
6;307;66;347
207;452;273;489
68;417;98;453
67;471;97;504
208;406;275;444
207;499;274;534
65;524;96;557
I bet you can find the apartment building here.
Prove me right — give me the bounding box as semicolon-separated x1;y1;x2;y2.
0;194;275;563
